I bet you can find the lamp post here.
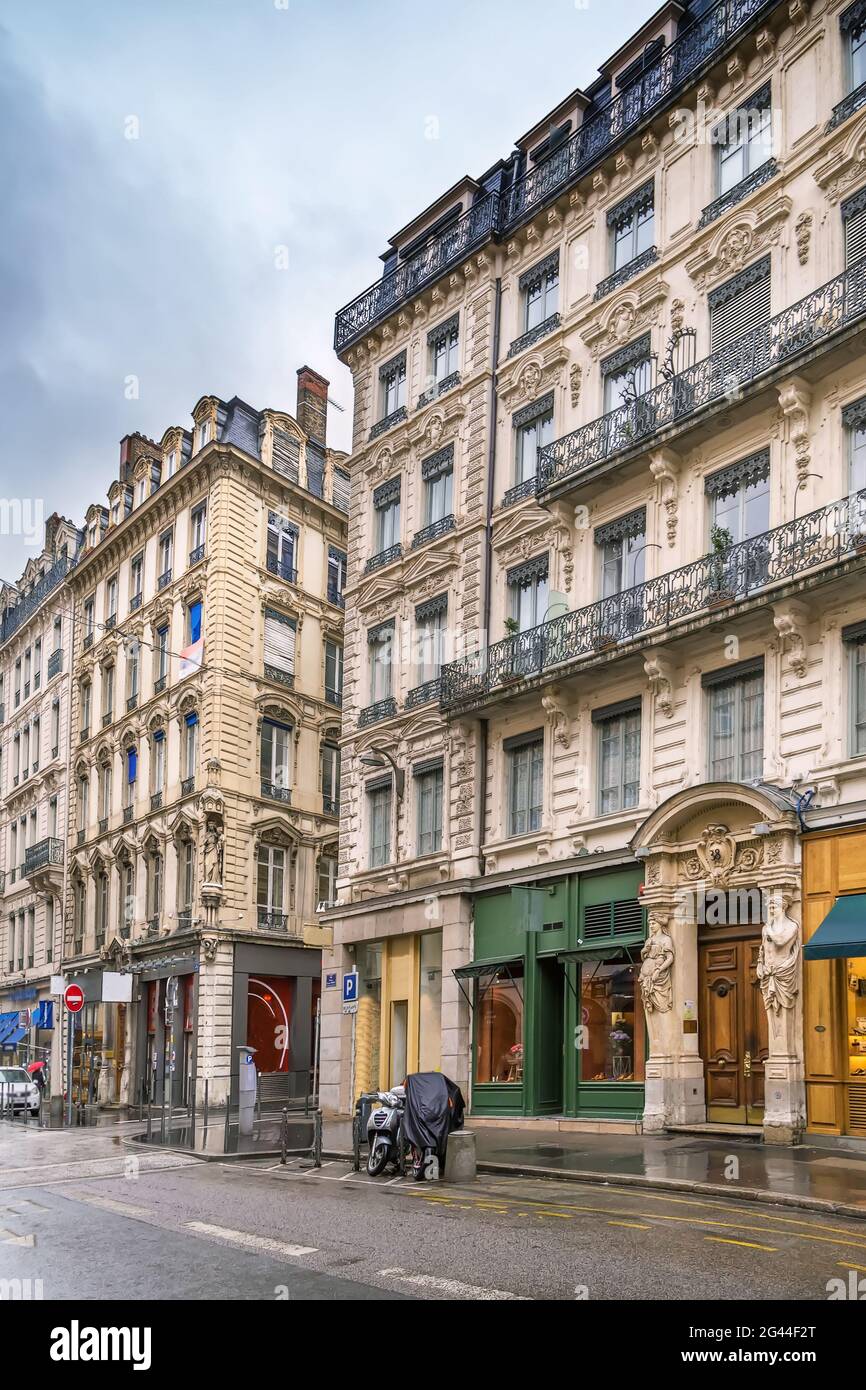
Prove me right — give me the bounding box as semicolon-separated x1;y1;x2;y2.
360;747;405;800
630;540;661;588
793;472;823;522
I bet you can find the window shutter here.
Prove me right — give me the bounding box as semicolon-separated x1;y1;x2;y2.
710;266;771;352
845;204;866;268
264;609;296;675
332;467;350;512
272;429;300;482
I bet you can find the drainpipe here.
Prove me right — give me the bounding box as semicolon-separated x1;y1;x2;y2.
478;277;502;869
50;588;76;1119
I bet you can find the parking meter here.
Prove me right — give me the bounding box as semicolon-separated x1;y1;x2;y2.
237;1046;257;1136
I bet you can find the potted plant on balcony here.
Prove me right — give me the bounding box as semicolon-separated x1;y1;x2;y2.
708;523;735;607
501;616;522;684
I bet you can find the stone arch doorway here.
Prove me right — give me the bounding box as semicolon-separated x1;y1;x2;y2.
630;782;805;1144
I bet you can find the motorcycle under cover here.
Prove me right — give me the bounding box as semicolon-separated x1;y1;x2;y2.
401;1072;465;1161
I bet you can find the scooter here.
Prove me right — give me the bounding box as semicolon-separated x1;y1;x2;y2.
365;1085;406;1176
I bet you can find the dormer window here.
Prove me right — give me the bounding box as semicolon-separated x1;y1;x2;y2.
196;418;212;452
111;500;120;526
137;479;147;506
165;448;177;479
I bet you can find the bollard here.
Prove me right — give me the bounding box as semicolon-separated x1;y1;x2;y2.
313;1109;323;1168
443;1130;477;1184
146;1091;152;1141
203;1078;209;1131
280;1107;288;1166
188;1076;197;1150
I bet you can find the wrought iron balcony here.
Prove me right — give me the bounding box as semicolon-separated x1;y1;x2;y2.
258;909;291;933
98;817;108;834
412;515;455;548
441;489;866;712
697;158;778;228
828;79;866;131
506;313;561;359
146;917;160;939
77;830;85;846
150;793;163;811
261;779;291;803
594;247;658;302
405;677;441;709
105;613;116;632
189;544;206;566
417;372;462;409
323;794;339;816
365;544;402;574
264;664;294;688
127;694;138;711
177;910;193;930
181;776;195;795
123;805;133;824
157;569;172;590
120;923;131;940
0;552;70;643
47;649;62;679
336;193;500;352
502;477;539;509
333;0;772;352
359;697;397;727
266;554;297;584
129;592;142;612
327;581;345;608
154;675;167;693
538;254;866;498
325;685;342;707
24;837;64;877
83;633;93;650
369;406;408;442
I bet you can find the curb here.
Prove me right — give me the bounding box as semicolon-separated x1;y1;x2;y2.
322;1147;866;1220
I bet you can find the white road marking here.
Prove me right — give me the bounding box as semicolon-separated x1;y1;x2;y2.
65;1193;154;1219
185;1221;317;1259
0;1229;35;1246
377;1267;529;1300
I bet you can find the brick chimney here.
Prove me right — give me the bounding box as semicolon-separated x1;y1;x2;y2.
295;366;329;447
118;432;160;484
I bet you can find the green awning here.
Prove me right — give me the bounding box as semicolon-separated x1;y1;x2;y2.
453;956;524;980
557;944;640;965
804;895;866;960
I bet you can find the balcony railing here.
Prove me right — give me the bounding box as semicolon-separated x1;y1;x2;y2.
150;792;163;811
359;697;397;727
157;569;172;590
325;686;343;707
406;677;442;709
189;544;206;566
261;780;291;803
365;544;402;574
47;649;62;679
538;254;866;497
0;553;70;643
441;489;866;711
264;664;294;688
24;838;64;876
181;776;195;796
594;247;658;302
266;554;298;584
506;313;561;359
333;0;772;352
326;582;345;608
412;515;455;548
323;794;339;816
129;592;142;612
697;158;778;229
828;79;866;131
257;909;290;933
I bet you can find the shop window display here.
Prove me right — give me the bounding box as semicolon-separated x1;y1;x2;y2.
579;961;645;1083
475;964;524;1083
847;957;866;1081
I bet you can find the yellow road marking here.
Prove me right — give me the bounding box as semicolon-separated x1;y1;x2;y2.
608;1220;651;1230
706;1236;777;1252
838;1260;866;1272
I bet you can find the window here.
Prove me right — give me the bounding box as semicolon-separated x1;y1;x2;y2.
609;181;654;271
475;963;524;1084
196;417;212;452
46;897;54;963
514;395;554;486
31;716;39;769
845;623;866;755
190;504;206;555
73;878;86;948
158;531;173;582
96;867;109;944
151;729;165;793
521;253;559;331
186;599;202;646
257;845;286;923
148;847;163;919
579;955;645;1085
136;478;147;506
507;557;548;633
266;512;298;581
706;451;770;551
102;663;114;722
847;3;866;92
156;625;169;684
80;679;92;733
321;740;340;814
184;712;198;780
327;546;346;605
264;608;296;683
12;733;20;782
77;773;89;831
708;257;771;354
271;427;300;481
317;852;338;907
843;188;866;269
595;701;641;814
596;510;647;598
506;731;543;836
415;763;443;856
714;84;772;194
380;353;406;419
51;699;59;755
368;622;394;703
324;640;343;704
260;718;291;796
52;616;62;651
179;839;195;911
415;596;447;683
424;453;453;525
99;761;112;820
120;859;135;934
165;448;177;479
368;782;392;868
129;555;143;605
84;598;94;641
602;338;652;412
373;479;401;553
21;725;29;777
705;661;764;781
49;795;58;837
33;638;41;689
124;746;137;808
106;576;118;621
428;315;459;387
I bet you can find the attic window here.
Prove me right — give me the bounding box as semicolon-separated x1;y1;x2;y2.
615;35;665;91
529;120;572;163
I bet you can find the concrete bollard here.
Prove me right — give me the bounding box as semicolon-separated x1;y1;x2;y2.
444;1130;477;1183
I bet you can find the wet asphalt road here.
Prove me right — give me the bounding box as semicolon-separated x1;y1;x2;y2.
2;1121;866;1300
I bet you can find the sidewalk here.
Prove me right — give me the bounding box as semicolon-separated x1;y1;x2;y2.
323;1118;866;1218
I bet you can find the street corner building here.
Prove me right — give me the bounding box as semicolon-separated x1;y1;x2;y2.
0;367;349;1109
321;0;866;1145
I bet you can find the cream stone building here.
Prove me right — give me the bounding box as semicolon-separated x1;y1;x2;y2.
60;368;347;1107
324;0;866;1143
0;515;81;1078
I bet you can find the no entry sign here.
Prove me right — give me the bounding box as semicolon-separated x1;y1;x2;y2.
64;984;84;1013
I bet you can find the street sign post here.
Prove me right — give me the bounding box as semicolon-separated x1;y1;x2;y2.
64;984;84;1013
64;984;84;1126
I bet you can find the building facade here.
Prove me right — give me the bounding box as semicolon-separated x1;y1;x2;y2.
0;515;81;1074
324;0;866;1143
57;367;347;1107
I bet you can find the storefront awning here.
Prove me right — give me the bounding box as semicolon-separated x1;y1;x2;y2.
804;895;866;960
452;958;524;1010
0;1014;19;1045
0;1027;26;1049
557;945;641;965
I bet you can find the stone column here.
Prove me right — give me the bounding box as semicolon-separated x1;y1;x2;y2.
641;873;706;1131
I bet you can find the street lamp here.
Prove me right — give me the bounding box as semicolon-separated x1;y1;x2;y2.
630;540;661;588
360;747;405;801
793;472;823;522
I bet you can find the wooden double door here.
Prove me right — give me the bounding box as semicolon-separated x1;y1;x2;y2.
699;933;768;1125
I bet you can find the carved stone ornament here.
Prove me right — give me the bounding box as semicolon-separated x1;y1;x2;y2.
772;600;809;679
694;824;738;885
569;362;582;408
685;194;790;292
794;211;813;266
200;935;219;963
644;649;675;718
639;913;675;1014
757;893;800;1029
581;280;669;360
541;692;571;747
649;448;680;547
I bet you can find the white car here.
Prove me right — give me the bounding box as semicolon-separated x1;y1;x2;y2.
0;1067;41;1115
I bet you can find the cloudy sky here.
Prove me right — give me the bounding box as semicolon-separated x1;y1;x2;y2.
0;0;651;578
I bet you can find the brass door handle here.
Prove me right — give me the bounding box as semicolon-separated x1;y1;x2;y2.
743;1050;752;1076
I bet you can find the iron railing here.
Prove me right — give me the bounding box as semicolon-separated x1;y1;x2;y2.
359;697;397;727
261;780;291;803
181;777;195;796
538;254;866;496
697;157;778;228
326;581;345;608
47;649;62;679
365;544;402;574
333;0;773;350
440;488;866;710
828;79;866;130
0;554;70;644
264;664;294;688
506;313;561;359
266;554;297;584
405;677;442;709
189;545;206;566
24;838;64;877
594;247;658;302
412;515;455;548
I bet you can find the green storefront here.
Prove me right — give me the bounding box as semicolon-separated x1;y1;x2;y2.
459;865;646;1120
